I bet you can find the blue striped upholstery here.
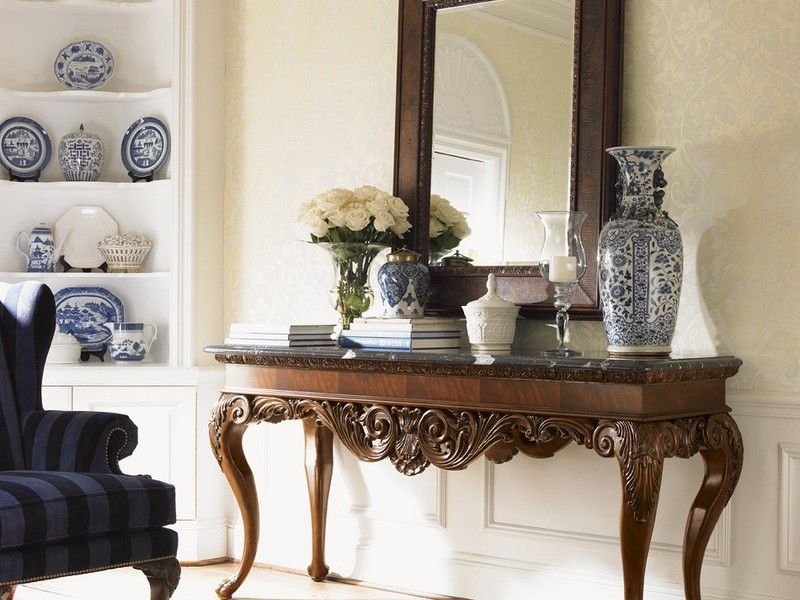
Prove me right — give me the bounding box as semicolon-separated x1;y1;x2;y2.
0;283;179;594
22;410;138;473
0;471;176;550
0;528;177;585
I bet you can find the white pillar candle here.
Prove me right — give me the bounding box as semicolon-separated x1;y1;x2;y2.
549;255;577;282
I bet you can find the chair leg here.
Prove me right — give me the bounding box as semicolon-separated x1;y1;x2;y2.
0;585;15;600
133;557;181;599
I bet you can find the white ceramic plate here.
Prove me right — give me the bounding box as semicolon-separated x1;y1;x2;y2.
55;206;118;269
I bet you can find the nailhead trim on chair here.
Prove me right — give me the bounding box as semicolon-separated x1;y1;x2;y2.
0;554;178;587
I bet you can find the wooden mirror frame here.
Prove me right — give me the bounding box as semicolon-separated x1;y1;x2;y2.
393;0;623;319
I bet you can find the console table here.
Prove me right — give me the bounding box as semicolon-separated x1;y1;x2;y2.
206;346;743;600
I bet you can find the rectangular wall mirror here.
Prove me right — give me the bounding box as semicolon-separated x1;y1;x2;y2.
393;0;623;318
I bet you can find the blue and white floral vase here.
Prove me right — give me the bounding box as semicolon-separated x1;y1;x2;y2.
377;248;430;317
598;146;682;355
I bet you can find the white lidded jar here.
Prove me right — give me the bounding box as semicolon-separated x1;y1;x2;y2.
462;273;520;355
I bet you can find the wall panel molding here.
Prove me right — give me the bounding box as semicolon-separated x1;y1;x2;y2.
482;457;730;565
727;390;800;419
779;442;800;574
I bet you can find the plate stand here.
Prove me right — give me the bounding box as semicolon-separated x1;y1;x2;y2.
80;347;107;362
7;167;41;182
60;257;109;273
128;170;155;183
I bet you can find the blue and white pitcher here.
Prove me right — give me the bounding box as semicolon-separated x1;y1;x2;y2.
16;223;63;272
105;322;158;362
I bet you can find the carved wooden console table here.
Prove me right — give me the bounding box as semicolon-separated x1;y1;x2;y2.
206;346;743;600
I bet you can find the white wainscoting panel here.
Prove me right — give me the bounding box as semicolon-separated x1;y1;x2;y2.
779;442;800;574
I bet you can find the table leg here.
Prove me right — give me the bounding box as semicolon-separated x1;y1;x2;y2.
209;395;260;599
599;421;665;600
683;413;744;600
303;418;334;581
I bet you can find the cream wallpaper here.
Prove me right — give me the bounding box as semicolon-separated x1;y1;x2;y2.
225;0;800;394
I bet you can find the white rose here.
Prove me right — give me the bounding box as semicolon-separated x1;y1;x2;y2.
452;219;472;239
390;218;411;237
308;215;330;238
343;205;371;231
437;202;463;226
387;196;409;220
372;210;394;232
327;208;348;228
353;185;381;203
316;188;354;212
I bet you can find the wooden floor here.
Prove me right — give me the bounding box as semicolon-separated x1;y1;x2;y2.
18;562;446;600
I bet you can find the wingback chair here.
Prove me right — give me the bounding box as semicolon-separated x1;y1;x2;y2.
0;281;180;599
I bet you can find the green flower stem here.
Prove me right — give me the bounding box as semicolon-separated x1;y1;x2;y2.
319;243;387;329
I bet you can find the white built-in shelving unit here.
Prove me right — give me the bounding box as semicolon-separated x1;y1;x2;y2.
0;0;228;562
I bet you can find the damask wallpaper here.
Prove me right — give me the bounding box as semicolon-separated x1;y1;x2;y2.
225;0;800;394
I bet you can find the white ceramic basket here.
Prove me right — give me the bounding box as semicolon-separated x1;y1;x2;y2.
97;233;152;273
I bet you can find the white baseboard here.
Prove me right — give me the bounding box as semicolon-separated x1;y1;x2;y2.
173;518;230;563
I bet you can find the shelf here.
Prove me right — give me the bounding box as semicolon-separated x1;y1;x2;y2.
43;363;207;388
0;86;171;103
0;272;170;279
0;179;172;191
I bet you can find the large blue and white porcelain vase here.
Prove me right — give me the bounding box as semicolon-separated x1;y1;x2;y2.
599;146;682;355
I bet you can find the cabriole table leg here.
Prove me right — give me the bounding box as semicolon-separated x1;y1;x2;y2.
209;394;260;599
303;418;334;581
683;413;744;600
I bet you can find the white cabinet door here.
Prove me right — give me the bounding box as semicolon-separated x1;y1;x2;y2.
72;386;196;520
42;386;72;411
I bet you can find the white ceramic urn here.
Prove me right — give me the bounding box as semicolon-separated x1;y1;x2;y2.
462;274;520;355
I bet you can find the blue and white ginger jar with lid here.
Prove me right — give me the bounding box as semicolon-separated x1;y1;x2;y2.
58;123;104;181
377;248;430;317
598;146;683;355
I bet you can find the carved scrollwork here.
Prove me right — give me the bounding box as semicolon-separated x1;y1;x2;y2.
702;413;744;501
590;415;742;524
209;393;743;524
209;394;251;465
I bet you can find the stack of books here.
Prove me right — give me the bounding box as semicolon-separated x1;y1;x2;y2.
224;323;337;347
338;317;463;352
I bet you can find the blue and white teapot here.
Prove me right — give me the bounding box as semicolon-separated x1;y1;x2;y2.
16;223;64;272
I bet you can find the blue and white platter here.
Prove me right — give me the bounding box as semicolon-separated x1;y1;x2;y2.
54;40;115;90
0;116;51;178
54;287;125;352
121;117;170;178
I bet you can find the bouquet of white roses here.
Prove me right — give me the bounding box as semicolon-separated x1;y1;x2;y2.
429;193;471;254
298;185;411;245
298;186;412;329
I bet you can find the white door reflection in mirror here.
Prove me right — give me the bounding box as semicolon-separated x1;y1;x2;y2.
434;0;575;265
431;145;504;263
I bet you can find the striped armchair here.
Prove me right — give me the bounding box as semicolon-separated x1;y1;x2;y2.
0;282;180;599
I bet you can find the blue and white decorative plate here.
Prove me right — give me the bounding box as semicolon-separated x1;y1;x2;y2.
0;116;51;178
54;287;125;352
120;117;170;178
54;40;115;90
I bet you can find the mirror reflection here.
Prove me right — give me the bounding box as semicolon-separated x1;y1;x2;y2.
431;0;575;265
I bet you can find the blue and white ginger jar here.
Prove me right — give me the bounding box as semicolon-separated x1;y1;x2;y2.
598;146;683;355
377;248;430;317
58;124;104;181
